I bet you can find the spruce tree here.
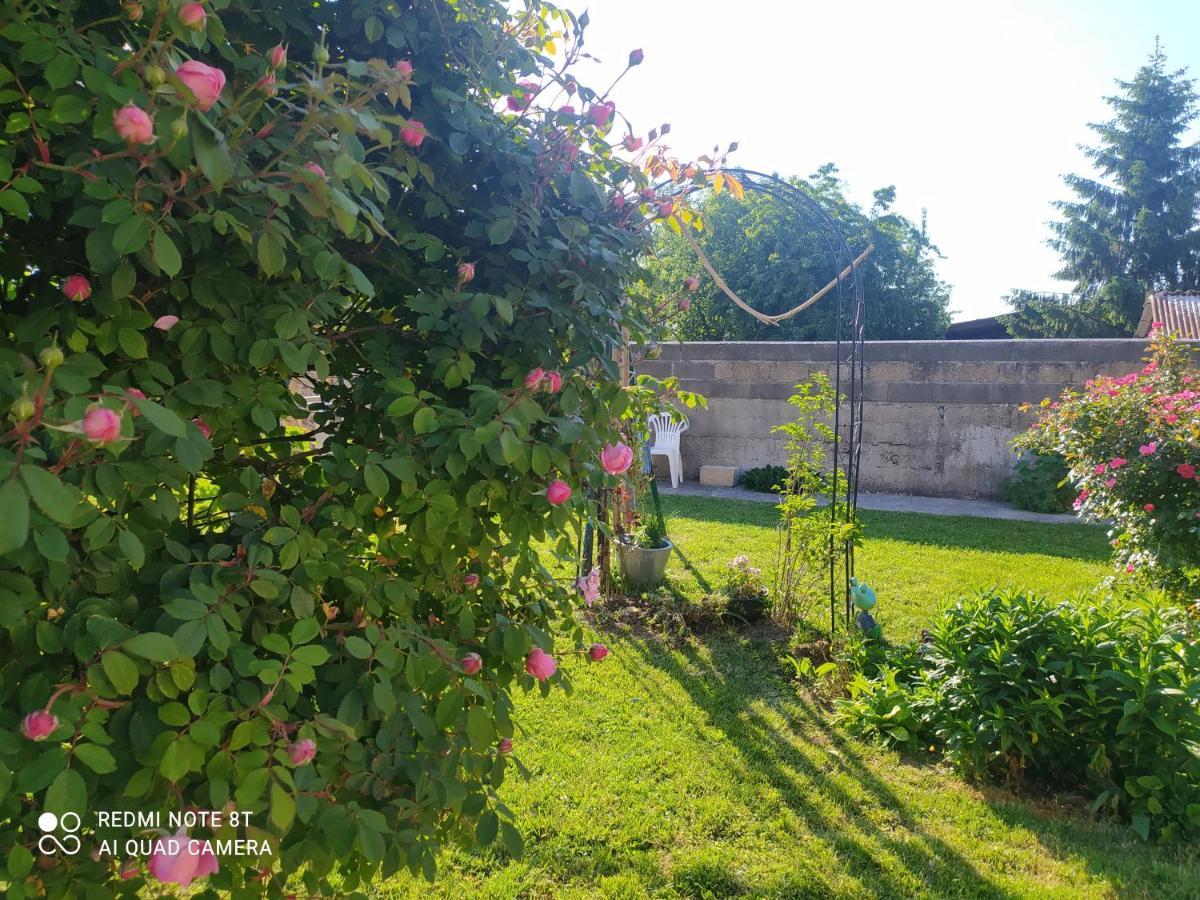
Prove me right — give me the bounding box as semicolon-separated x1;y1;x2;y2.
1004;42;1200;337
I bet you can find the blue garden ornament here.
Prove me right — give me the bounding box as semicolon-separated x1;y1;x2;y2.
850;577;876;611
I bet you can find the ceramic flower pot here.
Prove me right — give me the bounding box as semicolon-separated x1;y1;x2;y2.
617;537;673;586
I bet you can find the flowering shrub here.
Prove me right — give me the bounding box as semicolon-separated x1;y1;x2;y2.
0;0;714;894
1016;330;1200;593
723;555;769;622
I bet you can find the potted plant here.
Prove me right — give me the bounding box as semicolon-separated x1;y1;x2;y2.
617;516;674;585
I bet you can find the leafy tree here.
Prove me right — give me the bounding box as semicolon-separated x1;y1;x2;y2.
0;0;705;894
644;166;950;341
1004;43;1200;337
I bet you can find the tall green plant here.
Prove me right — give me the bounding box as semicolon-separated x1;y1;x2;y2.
0;1;713;893
770;372;859;630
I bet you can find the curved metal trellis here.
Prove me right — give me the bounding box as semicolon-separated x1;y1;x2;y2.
666;169;868;636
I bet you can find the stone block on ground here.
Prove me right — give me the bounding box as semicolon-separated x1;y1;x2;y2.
699;465;738;487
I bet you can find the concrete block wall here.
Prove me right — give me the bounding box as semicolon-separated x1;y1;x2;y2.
637;339;1158;499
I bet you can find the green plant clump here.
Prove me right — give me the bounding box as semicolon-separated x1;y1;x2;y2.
1004;451;1075;513
739;464;790;494
838;589;1200;841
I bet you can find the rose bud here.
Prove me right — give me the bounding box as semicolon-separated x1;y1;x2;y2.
461;653;483;675
546;480;571;505
113;105;155;145
179;3;206;29
82;408;122;444
498;737;513;754
21;710;58;741
589;642;609;661
287;738;316;766
62;274;92;302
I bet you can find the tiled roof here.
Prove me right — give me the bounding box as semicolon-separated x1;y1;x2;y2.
1136;291;1200;338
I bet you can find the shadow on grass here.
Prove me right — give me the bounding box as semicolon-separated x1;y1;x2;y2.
660;495;1111;564
625;635;1010;899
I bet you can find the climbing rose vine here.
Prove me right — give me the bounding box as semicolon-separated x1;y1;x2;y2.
0;0;713;894
1017;330;1200;593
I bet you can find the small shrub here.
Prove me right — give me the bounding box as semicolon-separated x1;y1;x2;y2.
739;464;790;494
1005;452;1074;513
723;555;769;622
837;589;1200;841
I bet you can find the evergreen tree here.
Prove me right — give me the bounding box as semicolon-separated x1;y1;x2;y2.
1004;43;1200;337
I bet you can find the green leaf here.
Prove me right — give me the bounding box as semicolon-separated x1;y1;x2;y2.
0;479;30;554
20;465;80;525
7;844;34;880
271;779;296;830
113;214;150;254
101;650;139;694
364;15;384;41
466;706;494;749
193;120;233;191
159;739;189;781
363;463;388;498
487;218;516;245
118;528;145;569
118;327;148;359
132;397;188;437
291;618;320;645
501;821;524;859
258;231;286;276
111;262;137;299
413;407;438;434
153;229;182;276
476;810;499;846
73;743;117;774
344;636;372;659
44;767;86;817
0;190;30;218
124;632;179;662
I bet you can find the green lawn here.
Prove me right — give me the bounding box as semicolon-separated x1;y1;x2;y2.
381;497;1200;898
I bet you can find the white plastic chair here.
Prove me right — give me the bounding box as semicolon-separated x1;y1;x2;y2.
648;412;688;488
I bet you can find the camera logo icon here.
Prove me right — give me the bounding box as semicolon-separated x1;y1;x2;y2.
37;811;81;856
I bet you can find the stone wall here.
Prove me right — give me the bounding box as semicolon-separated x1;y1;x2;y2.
636;339;1156;499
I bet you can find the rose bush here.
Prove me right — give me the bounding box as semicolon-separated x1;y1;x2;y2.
0;0;713;894
1016;329;1199;593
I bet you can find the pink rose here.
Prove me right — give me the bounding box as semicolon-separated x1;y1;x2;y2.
589;642;608;661
684;276;700;292
559;105;576;115
400;120;426;147
148;828;219;888
154;315;180;331
1126;564;1136;573
83;408;122;444
657;200;675;218
587;101;614;129
175;60;226;112
498;737;513;754
463;573;479;588
1093;463;1107;474
113;105;155;145
1139;442;1157;455
179;3;206;29
286;738;316;766
194;417;212;439
576;566;600;605
507;81;538;111
545;371;563;393
524;367;545;390
457;261;475;284
62;274;92;302
546;479;571;505
21;710;58;741
623;135;643;152
525;647;557;681
394;59;413;79
461;652;482;675
1104;478;1117;489
1177;463;1197;480
600;442;634;475
270;44;288;68
304;162;325;178
1144;503;1155;512
1109;457;1126;469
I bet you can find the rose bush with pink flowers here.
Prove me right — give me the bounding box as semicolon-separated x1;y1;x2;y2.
0;0;714;894
1017;330;1200;593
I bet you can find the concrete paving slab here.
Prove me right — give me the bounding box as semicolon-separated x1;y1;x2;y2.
658;480;1086;525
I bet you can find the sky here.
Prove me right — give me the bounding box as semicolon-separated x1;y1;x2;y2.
563;0;1200;321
